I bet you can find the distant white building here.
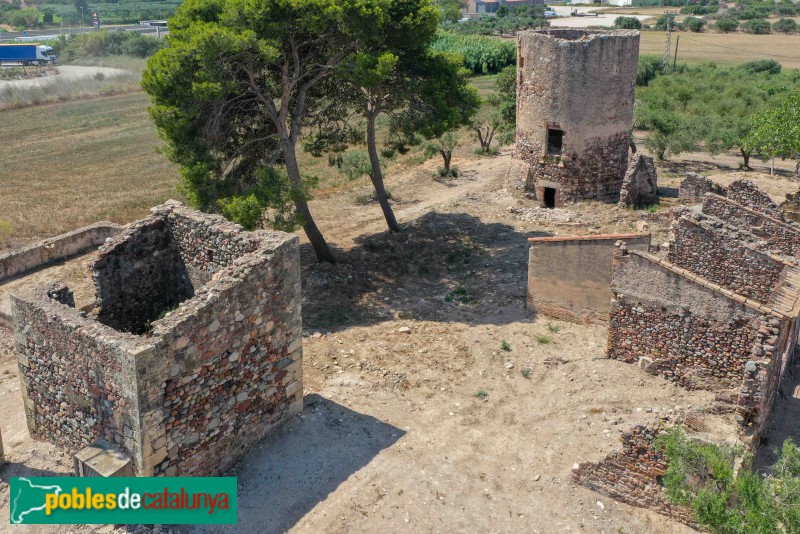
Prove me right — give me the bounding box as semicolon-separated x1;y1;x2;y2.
570;0;632;5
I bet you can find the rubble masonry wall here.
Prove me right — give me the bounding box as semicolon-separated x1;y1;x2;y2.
514;30;639;204
668;214;789;305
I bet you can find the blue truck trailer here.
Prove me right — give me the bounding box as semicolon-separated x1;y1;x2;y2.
0;44;56;66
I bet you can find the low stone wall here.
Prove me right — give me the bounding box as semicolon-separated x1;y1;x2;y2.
668;213;790;305
703;194;800;258
12;202;303;476
572;422;697;528
527;233;650;323
727;180;783;220
678;173;725;203
0;222;121;282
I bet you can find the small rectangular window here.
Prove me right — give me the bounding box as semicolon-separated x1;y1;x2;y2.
547;128;564;156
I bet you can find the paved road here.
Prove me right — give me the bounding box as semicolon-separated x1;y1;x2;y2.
0;25;162;42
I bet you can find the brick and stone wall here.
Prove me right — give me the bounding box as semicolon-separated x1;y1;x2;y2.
11;284;140;458
703;194;800;258
12;201;303;476
608;249;784;393
513;29;639;205
678;172;725;203
668;213;789;304
618;154;658;208
727;180;783;220
572;421;697;527
528;234;650;323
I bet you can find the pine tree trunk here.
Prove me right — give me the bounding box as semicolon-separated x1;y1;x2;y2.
442;151;451;171
366;113;400;232
283;139;336;263
741;148;751;170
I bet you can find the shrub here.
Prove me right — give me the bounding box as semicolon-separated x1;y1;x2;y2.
741;18;771;34
684;16;706;32
714;17;739;32
680;4;715;15
637;54;664;87
338;150;373;181
51;31;165;62
773;18;798;33
655;427;800;533
614;16;642;29
740;59;782;75
217;194;264;230
430;31;516;74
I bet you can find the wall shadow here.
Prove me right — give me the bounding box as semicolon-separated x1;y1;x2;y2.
300;211;553;331
195;394;404;534
755;358;800;473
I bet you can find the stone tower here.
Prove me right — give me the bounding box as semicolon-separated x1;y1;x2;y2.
511;29;640;207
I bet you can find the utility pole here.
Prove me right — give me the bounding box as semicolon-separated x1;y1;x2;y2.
662;12;676;74
672;34;680;73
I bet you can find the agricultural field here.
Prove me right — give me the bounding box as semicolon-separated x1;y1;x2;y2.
0;92;178;250
640;30;800;69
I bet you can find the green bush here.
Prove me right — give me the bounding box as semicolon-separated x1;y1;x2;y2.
430;31;516;74
614;16;642;29
8;7;40;29
655;427;800;533
637;54;664;86
715;17;739;32
740;59;782;75
684;16;706;32
217;194;264;230
741;18;771;34
680;4;716;15
773;18;798;33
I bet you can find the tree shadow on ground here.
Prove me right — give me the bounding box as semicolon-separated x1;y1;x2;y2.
300;211;552;332
195;395;404;534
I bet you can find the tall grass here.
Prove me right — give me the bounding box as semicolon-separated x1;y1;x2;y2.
0;70;141;110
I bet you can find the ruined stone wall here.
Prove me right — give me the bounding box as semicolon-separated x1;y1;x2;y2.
668;214;788;304
92;215;183;334
136;232;302;476
608;250;779;392
11;287;140;459
703;194;800;258
678;172;725;203
0;222;121;282
572;422;696;527
514;29;639;204
528;233;650;323
12;202;303;477
727;180;783;220
618;154;658;208
162;206;258;288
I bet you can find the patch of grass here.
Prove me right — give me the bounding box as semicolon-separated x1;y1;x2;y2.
644;204;659;213
521;368;532;379
437;166;459;178
474;147;499;157
355;188;393;205
475;390;488;399
445;286;472;304
546;322;561;333
0;68;142;111
500;340;511;352
0;220;12;238
536;335;553;345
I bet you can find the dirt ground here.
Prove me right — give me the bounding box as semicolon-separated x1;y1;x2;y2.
8;144;782;533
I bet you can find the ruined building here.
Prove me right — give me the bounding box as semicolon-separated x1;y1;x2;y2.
570;186;800;525
12;201;302;476
511;29;640;206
